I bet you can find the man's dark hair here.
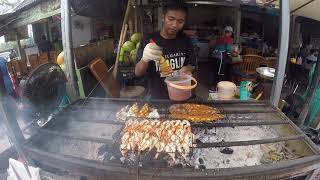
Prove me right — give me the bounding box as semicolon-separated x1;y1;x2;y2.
163;0;188;15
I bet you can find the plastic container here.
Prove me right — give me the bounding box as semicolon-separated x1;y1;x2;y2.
240;81;253;100
165;73;197;101
217;81;236;100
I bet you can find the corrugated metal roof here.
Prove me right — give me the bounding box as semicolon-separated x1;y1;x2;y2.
0;0;44;18
0;0;48;36
0;0;21;15
13;0;43;12
0;13;13;22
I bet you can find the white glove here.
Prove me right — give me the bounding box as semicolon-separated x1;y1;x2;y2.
142;43;162;63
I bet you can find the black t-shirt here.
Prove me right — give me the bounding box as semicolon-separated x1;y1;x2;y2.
136;31;196;99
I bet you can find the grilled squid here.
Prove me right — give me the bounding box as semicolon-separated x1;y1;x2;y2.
120;119;194;161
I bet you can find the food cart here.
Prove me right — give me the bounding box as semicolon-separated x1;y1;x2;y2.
1;0;320;179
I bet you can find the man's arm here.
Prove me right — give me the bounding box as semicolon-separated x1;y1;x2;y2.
134;41;162;77
135;60;149;76
134;40;147;77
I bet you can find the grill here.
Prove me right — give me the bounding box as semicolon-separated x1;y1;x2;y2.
22;98;320;179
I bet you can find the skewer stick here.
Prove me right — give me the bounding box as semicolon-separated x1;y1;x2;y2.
134;0;138;33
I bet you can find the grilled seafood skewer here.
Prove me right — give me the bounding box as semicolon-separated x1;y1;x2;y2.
117;103;160;120
169;103;224;122
120;119;193;160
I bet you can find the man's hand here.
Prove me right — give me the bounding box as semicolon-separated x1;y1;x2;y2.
142;43;162;63
180;65;193;75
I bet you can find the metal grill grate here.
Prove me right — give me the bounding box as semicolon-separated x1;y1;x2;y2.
21;98;320;178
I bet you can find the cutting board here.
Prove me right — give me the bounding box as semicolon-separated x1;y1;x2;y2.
89;58;120;98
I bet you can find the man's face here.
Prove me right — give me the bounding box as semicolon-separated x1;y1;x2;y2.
162;10;186;36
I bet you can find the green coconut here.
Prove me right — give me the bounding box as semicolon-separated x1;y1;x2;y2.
130;33;142;44
130;49;138;63
122;41;135;52
136;42;140;49
120;47;125;56
119;55;124;62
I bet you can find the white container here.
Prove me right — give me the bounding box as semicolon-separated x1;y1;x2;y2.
217;81;236;100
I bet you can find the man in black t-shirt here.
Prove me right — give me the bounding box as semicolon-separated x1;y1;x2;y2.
135;1;195;99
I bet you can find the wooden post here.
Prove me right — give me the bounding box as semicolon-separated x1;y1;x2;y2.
15;31;23;60
234;6;241;44
139;0;144;38
285;15;297;72
47;20;53;42
129;11;134;35
61;0;79;100
134;0;138;33
112;0;133;78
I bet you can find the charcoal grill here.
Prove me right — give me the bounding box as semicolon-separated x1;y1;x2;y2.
22;98;320;179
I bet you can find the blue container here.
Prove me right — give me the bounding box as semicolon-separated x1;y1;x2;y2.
240;81;252;100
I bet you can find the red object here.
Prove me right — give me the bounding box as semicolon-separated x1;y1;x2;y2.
149;39;155;44
216;36;233;45
165;73;193;101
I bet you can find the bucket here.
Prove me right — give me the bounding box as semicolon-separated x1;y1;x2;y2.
165;73;197;101
217;81;236;100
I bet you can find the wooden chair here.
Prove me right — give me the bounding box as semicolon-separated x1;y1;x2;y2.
38;53;49;65
242;47;258;55
265;57;277;68
232;55;263;84
18;59;29;77
11;60;22;79
242;55;265;73
29;54;40;70
7;61;14;76
242;55;265;63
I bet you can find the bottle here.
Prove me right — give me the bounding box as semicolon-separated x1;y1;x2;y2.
159;56;172;76
149;39;172;76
